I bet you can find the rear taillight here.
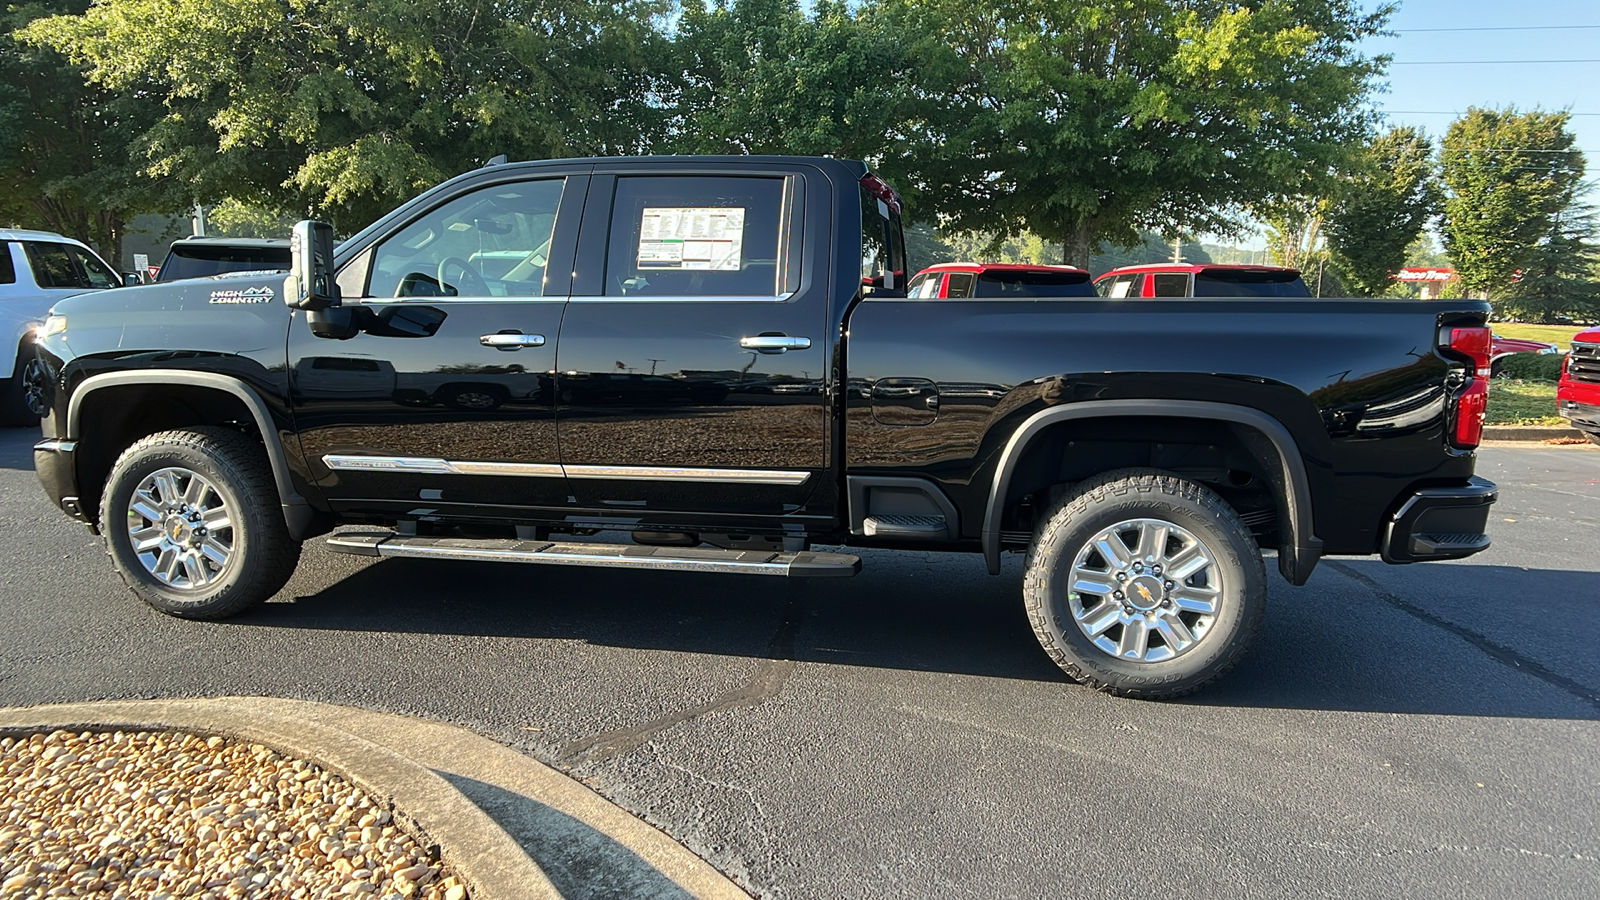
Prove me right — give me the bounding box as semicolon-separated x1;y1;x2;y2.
1446;326;1491;449
1454;379;1487;447
859;173;902;215
1449;326;1491;375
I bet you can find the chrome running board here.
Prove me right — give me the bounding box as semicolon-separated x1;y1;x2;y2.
325;532;861;577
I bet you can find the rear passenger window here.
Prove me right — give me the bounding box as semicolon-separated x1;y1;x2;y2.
0;244;14;285
23;242;82;288
946;273;975;299
607;176;785;297
1152;274;1189;297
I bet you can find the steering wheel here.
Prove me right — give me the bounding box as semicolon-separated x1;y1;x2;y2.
436;256;489;297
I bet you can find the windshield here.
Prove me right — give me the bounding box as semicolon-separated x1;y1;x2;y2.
158;244;291;282
1193;270;1310;298
974;270;1095;298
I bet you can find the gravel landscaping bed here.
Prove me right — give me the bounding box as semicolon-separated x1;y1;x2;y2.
0;729;469;899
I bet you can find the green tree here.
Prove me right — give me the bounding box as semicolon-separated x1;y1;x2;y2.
1324;126;1439;297
23;0;671;232
0;0;172;264
885;0;1390;267
1498;208;1600;323
669;0;913;161
1440;107;1586;297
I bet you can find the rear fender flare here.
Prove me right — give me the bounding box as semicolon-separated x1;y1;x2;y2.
981;399;1322;583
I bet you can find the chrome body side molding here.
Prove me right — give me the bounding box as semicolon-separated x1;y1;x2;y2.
322;455;811;486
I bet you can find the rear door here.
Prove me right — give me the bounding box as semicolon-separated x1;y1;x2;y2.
554;164;833;520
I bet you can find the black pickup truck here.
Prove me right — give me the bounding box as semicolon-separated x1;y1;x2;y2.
31;155;1498;698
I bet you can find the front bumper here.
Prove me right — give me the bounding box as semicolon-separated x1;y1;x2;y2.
1381;476;1497;563
1558;399;1600;432
34;438;88;523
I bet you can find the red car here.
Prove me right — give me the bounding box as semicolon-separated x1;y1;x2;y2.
1094;263;1310;298
906;262;1096;298
1558;328;1600;445
1488;333;1561;377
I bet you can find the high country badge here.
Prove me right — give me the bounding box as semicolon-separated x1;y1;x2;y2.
209;286;276;304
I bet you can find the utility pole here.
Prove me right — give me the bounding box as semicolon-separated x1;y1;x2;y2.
647;359;664;375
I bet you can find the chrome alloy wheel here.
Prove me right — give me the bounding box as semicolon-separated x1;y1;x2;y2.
1067;518;1222;663
125;467;235;590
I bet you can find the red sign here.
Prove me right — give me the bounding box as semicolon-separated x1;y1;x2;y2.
1393;268;1457;283
146;265;160;280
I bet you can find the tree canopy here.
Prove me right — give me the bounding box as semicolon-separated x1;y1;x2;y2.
1439;107;1587;298
884;0;1391;266
1324;126;1439;297
23;0;672;230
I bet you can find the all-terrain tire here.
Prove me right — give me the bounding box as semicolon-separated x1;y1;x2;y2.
100;427;302;619
1022;468;1266;700
1585;431;1600;447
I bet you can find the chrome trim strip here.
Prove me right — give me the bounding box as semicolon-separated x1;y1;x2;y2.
564;464;811;485
34;439;78;454
449;460;565;477
567;292;796;304
322;455;562;478
320;455;803;484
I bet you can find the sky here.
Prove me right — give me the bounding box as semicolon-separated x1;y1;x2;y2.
1364;0;1599;163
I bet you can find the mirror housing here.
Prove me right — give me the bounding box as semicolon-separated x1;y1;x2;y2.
121;272;142;287
286;220;341;310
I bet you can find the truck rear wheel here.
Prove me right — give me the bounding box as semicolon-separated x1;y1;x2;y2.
100;428;301;619
1023;469;1265;699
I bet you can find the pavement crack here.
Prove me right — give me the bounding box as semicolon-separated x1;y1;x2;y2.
1325;559;1600;711
558;588;806;768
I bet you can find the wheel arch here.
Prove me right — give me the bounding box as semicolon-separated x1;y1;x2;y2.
66;371;322;538
981;400;1322;584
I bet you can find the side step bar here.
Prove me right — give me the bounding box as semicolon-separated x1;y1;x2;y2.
326;532;861;577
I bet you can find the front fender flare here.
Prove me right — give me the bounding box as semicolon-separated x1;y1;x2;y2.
981;399;1322;584
67;370;321;539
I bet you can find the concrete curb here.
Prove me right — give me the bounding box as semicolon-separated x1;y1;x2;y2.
1482;425;1588;442
0;697;751;900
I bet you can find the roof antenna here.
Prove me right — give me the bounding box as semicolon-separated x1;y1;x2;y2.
483;154;508;167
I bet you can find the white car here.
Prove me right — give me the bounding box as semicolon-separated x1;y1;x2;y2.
2;230;126;425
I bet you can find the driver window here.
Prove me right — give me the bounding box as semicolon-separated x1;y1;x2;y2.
368;178;565;298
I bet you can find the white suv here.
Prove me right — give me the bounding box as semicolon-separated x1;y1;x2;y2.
2;230;125;425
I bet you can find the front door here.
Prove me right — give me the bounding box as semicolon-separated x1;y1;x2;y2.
290;173;584;521
554;169;831;523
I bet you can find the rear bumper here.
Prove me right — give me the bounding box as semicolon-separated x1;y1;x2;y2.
34;438;88;523
1381;477;1497;563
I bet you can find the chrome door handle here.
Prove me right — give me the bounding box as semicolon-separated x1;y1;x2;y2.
480;332;546;350
740;335;812;353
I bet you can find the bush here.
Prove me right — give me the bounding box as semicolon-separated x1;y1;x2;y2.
1494;352;1566;381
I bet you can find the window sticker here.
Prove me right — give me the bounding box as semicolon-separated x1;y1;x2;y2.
638;207;745;271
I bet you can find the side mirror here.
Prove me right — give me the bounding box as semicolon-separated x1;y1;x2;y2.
121;273;142;287
286;220;341;310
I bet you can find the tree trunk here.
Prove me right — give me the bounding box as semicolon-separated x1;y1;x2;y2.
1064;220;1096;270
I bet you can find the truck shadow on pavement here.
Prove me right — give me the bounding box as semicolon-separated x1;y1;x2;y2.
0;427;36;470
246;546;1600;722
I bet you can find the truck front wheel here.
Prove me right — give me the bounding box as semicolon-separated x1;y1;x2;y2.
100;428;302;619
1023;469;1265;699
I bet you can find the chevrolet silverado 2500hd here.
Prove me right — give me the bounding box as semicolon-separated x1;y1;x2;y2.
32;155;1498;698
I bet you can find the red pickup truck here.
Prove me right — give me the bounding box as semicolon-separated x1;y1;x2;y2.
1558;328;1600;444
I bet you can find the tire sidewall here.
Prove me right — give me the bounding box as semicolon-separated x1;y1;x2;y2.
102;439;260;616
1031;484;1262;694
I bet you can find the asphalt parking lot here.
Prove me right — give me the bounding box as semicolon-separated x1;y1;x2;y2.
1;427;1596;899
